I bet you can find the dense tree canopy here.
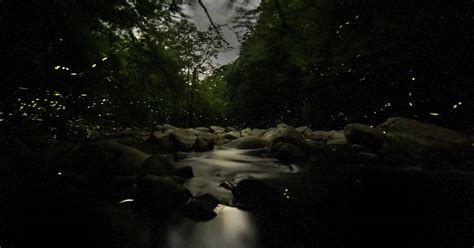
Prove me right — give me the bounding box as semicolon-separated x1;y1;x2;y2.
0;0;472;138
0;0;230;137
223;0;473;130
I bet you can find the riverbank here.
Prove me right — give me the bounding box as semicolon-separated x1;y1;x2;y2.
1;117;473;247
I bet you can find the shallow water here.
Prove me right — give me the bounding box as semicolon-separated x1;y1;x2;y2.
157;148;474;248
158;148;302;247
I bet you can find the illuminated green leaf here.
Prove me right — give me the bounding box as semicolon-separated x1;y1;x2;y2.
429;112;440;116
91;64;97;68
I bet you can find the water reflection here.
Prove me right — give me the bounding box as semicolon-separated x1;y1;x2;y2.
164;205;259;248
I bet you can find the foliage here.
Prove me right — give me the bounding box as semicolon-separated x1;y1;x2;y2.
223;0;473;130
0;0;228;137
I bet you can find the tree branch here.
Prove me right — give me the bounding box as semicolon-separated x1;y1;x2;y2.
197;0;230;46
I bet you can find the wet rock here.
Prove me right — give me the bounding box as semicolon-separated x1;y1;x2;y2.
215;138;231;146
65;141;150;177
276;123;289;129
252;128;267;137
344;123;384;151
169;130;197;152
309;131;331;142
328;130;346;140
181;194;220;221
136;175;193;218
327;139;348;145
225;127;238;132
271;142;307;162
173;151;190;160
223;136;269;149
210;126;225;134
152;131;165;141
162;124;179;132
264;126;309;162
194;133;215;152
241;128;253;137
138;154;175;178
377;117;473;165
175;166;194;179
224;131;241;140
305;139;329;153
186;128;203;136
356;152;381;161
158;132;179;152
296;126;313;139
195;127;211;133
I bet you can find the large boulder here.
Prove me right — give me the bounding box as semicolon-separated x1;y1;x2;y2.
169;129;197;152
137;154;175;179
210;126;225;134
344;123;384;151
194;133;215;152
264;126;308;162
252;128;267;137
241;128;253;137
223;136;269;149
376;117;473;165
136;175;192;218
65;141;150;177
224;131;241;140
296;126;314;139
195;127;211;133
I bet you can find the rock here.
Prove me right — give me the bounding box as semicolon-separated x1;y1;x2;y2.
309;131;331;141
169;130;197;151
377;117;473;165
181;194;220;221
296;126;314;139
152;131;165;141
195;127;211;133
326;139;348;145
356;152;381;161
65;141;150;177
225;127;238;132
305;139;329;153
210;126;225;134
162;124;178;131
224;131;241;140
223;136;269;149
194;133;215;152
328;130;346;140
271;142;307;162
175;166;194;179
344;123;384;151
138;154;175;178
158;131;179;152
186;128;203;136
241;128;253;137
136;175;192;218
173;151;190;160
215;138;231;146
264;125;309;162
252;128;267;137
276;123;288;129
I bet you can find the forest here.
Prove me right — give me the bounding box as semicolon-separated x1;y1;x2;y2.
1;0;472;139
1;0;473;247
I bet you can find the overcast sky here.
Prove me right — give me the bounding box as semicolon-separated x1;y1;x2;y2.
181;0;261;65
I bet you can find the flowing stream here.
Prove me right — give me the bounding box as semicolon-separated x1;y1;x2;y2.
157;148;304;248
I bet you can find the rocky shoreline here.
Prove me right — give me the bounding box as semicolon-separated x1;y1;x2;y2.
2;117;473;247
112;116;472;169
